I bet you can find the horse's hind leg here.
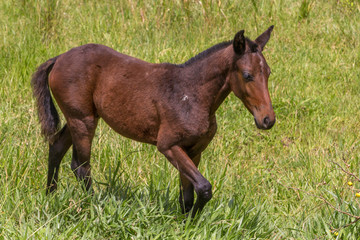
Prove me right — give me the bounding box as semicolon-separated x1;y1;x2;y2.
47;124;72;194
68;116;98;191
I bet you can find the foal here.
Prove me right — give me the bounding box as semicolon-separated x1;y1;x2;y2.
32;26;275;217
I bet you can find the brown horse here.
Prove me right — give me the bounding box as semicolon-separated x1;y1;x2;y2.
32;26;275;217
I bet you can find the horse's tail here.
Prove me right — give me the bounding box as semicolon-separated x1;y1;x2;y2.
31;56;60;143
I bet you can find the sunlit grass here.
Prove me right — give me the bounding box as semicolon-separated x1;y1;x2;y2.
1;0;360;239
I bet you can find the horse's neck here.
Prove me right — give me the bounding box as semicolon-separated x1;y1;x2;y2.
183;46;233;115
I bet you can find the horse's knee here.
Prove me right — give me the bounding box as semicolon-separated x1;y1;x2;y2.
195;181;212;202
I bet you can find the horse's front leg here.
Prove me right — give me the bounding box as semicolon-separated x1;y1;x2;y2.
179;154;201;214
158;145;212;217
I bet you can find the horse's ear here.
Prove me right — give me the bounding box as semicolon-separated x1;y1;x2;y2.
255;25;274;51
233;30;246;55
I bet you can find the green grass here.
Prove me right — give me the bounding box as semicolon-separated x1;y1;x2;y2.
1;0;360;239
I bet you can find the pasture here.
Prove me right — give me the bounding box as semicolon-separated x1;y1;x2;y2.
1;0;360;239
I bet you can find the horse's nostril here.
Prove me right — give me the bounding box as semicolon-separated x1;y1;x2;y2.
263;116;270;126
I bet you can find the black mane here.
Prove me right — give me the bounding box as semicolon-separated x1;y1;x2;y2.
177;37;258;67
178;40;233;67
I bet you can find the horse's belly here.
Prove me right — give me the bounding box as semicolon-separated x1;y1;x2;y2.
94;94;159;145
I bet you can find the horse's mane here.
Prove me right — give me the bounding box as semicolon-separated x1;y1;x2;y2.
177;37;258;67
178;40;233;67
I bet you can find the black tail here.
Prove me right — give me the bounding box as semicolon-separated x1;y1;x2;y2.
31;57;59;143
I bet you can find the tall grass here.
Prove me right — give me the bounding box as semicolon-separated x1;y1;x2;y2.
1;0;360;239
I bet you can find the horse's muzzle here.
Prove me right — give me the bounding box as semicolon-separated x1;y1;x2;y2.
255;116;275;130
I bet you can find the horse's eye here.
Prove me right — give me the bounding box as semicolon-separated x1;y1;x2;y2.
242;72;253;82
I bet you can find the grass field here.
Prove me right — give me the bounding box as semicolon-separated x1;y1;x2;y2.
1;0;360;239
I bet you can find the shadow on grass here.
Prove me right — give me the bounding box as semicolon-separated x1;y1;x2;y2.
92;159;180;217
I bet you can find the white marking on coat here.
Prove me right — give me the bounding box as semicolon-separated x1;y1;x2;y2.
181;95;189;101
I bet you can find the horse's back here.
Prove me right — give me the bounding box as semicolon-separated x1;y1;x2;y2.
50;44;150;84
